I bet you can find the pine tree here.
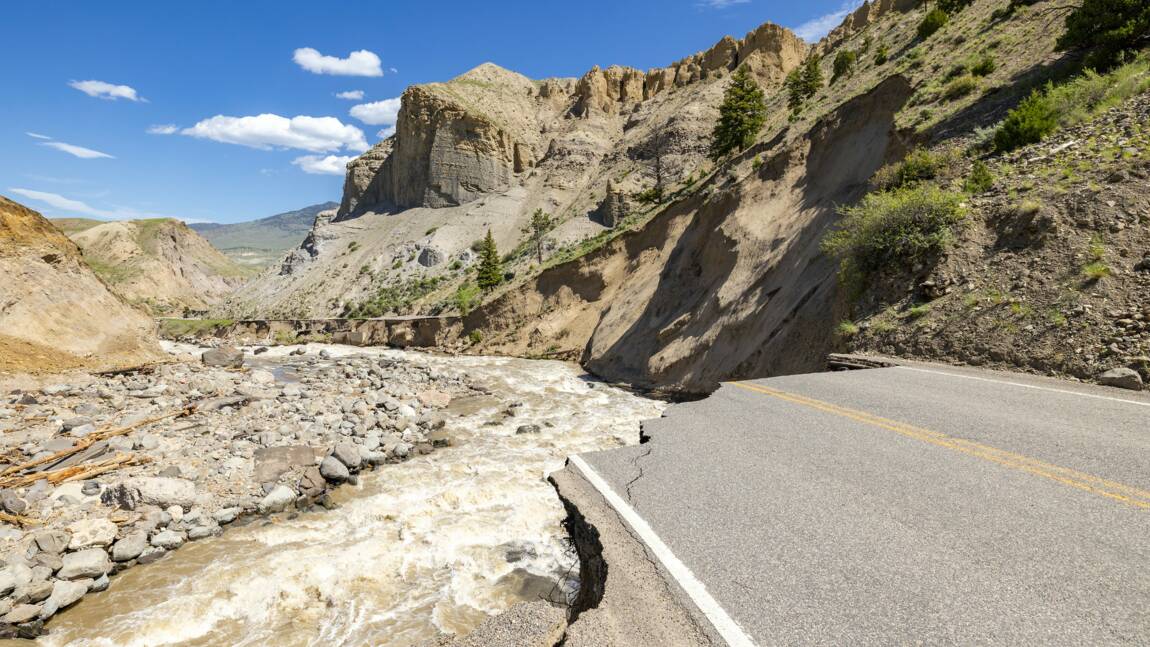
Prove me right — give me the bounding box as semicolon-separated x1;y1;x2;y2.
786;58;824;113
476;230;504;291
1057;0;1150;70
522;209;555;265
709;66;768;161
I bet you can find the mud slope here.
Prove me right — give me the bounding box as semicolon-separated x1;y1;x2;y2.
0;196;162;373
464;77;913;393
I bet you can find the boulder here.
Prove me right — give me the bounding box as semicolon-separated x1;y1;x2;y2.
253;446;316;483
416;390;452;409
249;369;276;385
202;346;244;368
515;424;542;435
330;443;362;469
212;507;241;525
2;604;41;624
257;485;296;514
57;549;112;580
0;565;32;597
111;533;149;562
1099;368;1144;391
66;518;118;549
38;580;88;619
319;457;350;483
417;246;445;267
122;477;198;508
32;530;71;555
14;580;52;605
150;530;185;550
187;525;219;541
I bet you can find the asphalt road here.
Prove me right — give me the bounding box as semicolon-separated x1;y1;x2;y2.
575;362;1150;645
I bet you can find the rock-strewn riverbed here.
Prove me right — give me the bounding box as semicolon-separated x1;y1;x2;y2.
0;344;662;645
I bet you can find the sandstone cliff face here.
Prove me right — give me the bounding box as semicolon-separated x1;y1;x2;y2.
224;21;808;319
0;197;162;373
65;219;252;314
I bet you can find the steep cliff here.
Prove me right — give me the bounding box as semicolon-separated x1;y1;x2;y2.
60;218;253;314
220;21;808;319
0;197;162;373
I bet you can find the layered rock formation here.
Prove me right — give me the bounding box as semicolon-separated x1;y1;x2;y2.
0;197;161;373
59;218;253;314
222;22;809;318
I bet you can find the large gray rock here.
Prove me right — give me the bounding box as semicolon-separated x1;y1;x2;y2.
2;604;41;624
57;549;112;580
257;485;296;514
38;580;88;620
0;564;32;597
319;456;350;483
150;530;185;549
202;346;244;368
1099;368;1144;391
66;518;118;549
32;530;71;555
111;533;148;562
122;477;198;508
330;442;362;469
253;446;316;483
417;246;445;267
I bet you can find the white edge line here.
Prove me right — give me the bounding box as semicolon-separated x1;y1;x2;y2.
896;366;1150;408
568;454;757;647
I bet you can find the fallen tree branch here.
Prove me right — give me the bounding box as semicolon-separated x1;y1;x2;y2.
0;453;151;489
0;511;41;527
0;406;192;480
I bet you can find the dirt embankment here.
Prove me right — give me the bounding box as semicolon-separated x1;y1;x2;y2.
0;196;162;375
458;77;914;395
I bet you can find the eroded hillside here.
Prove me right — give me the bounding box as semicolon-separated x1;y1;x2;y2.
59;218;254;314
0;197;162;373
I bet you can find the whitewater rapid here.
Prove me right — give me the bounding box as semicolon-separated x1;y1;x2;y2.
37;346;664;646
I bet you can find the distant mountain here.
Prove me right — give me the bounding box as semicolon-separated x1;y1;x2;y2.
190;202;337;268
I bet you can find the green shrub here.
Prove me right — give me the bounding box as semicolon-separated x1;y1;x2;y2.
467;330;483;345
993;90;1057;151
832;50;857;84
836;320;860;337
970;55;996;77
454;282;481;315
918;8;949;40
873;147;955;190
1057;0;1150;70
823;185;967;285
786;57;823;112
993;56;1150;152
943;75;978;100
963;160;994;194
939;0;975;13
907;304;931;319
875;44;890;65
1083;262;1111;280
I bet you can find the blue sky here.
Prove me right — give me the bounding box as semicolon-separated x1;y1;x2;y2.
1;0;860;224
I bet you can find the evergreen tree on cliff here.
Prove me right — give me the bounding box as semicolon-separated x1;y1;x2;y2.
1057;0;1150;70
476;230;504;291
709;66;768;161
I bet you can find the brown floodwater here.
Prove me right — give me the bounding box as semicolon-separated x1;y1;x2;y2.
19;347;664;647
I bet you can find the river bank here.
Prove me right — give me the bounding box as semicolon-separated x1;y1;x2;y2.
0;344;662;644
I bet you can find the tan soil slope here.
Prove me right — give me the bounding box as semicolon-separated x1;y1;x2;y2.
68;218;253;314
0;196;162;373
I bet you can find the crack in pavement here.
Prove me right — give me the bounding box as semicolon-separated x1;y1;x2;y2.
624;444;653;503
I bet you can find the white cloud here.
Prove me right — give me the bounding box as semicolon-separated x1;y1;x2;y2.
69;79;144;102
26;132;52;140
292;154;355;175
8;188;120;218
377;126;396;139
792;0;865;42
40;141;115;159
293;48;383;77
697;0;749;8
181;114;368;152
147;124;178;135
349;97;402;127
335;90;365;100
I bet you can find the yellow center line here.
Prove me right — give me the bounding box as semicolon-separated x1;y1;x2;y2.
729;381;1150;509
